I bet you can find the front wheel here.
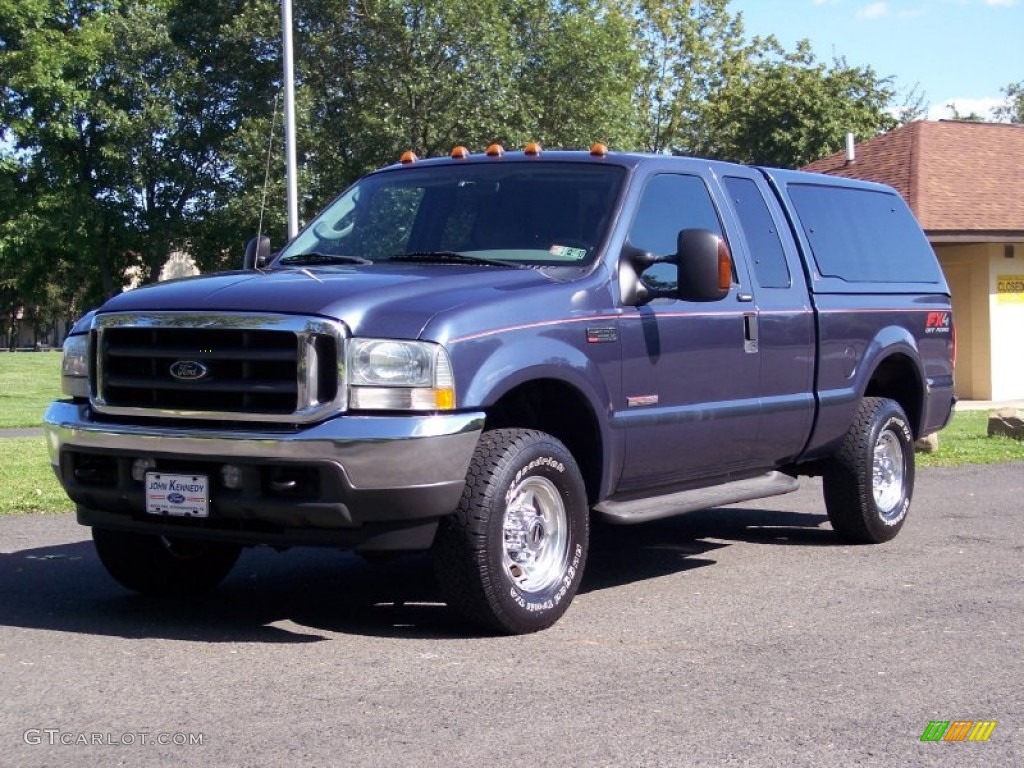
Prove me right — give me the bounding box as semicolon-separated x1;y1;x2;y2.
823;397;915;543
92;528;241;597
432;429;589;634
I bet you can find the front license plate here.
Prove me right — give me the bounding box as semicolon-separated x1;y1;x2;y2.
145;472;209;518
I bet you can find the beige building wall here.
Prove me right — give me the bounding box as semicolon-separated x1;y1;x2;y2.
936;245;992;400
988;243;1024;401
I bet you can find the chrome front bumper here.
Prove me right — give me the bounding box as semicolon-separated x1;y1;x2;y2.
43;400;485;550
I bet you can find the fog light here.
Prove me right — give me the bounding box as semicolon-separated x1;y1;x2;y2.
221;464;243;490
131;458;157;482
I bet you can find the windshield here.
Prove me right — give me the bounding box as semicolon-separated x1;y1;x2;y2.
275;162;625;267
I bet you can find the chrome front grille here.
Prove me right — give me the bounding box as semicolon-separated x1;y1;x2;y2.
90;313;347;423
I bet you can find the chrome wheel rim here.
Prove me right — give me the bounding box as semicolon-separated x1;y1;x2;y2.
873;429;905;519
502;476;568;593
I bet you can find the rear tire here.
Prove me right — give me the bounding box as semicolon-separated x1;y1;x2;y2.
823;397;915;543
432;429;589;634
92;528;241;597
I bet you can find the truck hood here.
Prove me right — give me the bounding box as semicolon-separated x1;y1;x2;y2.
97;265;559;339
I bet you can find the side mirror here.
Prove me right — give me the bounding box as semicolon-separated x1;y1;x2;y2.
243;235;271;270
676;229;731;302
619;244;674;305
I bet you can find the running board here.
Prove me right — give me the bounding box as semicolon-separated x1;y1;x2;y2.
594;471;800;525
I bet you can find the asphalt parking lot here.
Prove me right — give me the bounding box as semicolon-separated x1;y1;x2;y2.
1;462;1021;767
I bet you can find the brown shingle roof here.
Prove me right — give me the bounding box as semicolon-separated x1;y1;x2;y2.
801;121;1024;236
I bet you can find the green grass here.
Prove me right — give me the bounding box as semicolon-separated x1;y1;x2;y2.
0;351;63;428
0;437;74;514
917;410;1024;467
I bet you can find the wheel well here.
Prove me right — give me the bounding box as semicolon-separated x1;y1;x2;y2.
485;380;602;505
864;354;923;437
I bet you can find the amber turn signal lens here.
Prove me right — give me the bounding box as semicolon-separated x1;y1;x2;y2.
718;239;732;291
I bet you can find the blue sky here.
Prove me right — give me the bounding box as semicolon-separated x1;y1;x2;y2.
729;0;1023;119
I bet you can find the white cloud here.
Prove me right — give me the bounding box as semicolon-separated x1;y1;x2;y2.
856;2;890;19
926;97;1006;120
984;0;1017;7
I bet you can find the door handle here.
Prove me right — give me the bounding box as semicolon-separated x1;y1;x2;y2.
743;313;759;354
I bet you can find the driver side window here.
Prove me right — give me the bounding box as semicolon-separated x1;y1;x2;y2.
628;174;726;291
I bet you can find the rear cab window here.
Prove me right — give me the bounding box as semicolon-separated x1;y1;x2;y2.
722;176;791;289
785;182;943;286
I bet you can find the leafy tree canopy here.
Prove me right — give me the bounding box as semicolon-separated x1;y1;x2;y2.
1;0;923;331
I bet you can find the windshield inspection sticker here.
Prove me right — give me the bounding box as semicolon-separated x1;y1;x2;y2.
549;244;588;260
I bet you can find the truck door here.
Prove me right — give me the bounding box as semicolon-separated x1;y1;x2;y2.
718;172;815;468
616;172;762;492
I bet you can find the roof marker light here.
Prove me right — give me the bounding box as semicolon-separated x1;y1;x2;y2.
524;142;542;156
590;143;609;157
485;143;505;157
399;150;418;164
450;146;470;159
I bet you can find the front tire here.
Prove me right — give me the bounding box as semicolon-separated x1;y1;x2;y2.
823;397;915;543
93;528;241;597
432;429;589;634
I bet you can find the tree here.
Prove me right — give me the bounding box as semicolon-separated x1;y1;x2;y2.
626;0;754;154
701;40;901;168
944;103;986;122
0;0;280;308
294;0;644;211
994;81;1023;124
1;0;931;308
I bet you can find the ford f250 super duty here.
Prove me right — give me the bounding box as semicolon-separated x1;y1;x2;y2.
44;144;956;634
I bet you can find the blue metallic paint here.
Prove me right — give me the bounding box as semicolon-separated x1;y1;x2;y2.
51;150;956;545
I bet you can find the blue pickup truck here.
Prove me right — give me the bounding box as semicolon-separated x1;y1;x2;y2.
44;145;956;634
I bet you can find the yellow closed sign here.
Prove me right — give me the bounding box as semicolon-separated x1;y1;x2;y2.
996;274;1024;303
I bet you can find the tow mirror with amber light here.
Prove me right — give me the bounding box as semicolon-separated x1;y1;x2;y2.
676;229;732;302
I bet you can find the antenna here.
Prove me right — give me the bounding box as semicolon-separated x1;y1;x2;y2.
257;94;281;244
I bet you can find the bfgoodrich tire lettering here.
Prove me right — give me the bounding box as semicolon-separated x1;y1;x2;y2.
823;397;915;544
92;528;241;597
432;428;589;634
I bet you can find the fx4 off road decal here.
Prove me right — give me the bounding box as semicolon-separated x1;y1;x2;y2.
924;311;951;334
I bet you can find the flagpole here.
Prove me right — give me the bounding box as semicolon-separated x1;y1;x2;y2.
282;0;299;239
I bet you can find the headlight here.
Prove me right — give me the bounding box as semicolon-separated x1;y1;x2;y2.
61;334;90;398
348;339;455;411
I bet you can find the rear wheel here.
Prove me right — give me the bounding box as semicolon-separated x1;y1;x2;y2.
92;528;241;597
823;397;915;543
432;429;589;634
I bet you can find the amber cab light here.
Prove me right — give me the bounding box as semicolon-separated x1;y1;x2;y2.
590;143;609;157
399;150;418;165
485;143;505;157
524;142;542;156
450;146;470;159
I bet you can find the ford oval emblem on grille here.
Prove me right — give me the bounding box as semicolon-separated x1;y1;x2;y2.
169;360;209;382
